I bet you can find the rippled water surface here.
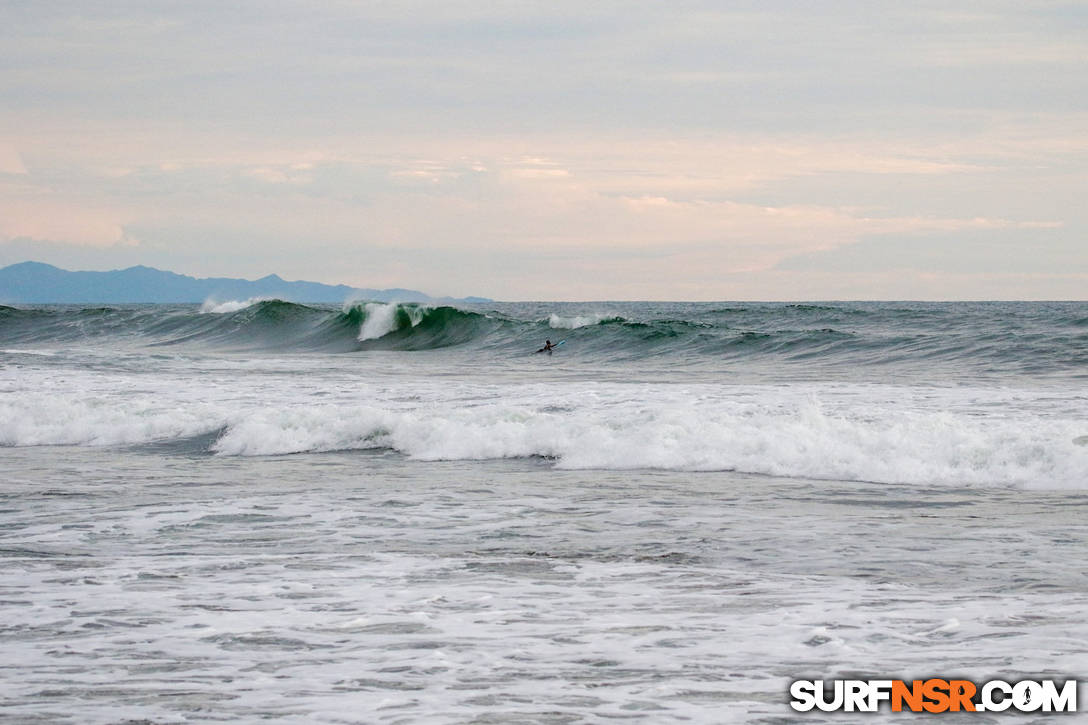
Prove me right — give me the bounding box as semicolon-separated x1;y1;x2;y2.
2;301;1087;722
3;449;1087;723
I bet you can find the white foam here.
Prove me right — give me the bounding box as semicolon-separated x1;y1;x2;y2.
199;297;272;314
6;437;1086;723
357;302;427;341
0;393;225;447
3;362;1084;489
547;312;617;329
1;348;58;356
208;393;1088;489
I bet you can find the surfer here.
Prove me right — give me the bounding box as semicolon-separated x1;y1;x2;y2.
536;339;561;354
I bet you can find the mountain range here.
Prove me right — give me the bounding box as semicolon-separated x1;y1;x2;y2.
0;262;491;304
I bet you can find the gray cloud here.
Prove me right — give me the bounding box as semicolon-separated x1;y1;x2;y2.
1;1;1086;298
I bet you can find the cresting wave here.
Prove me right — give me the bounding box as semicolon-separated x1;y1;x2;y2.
200;297;272;314
547;312;623;329
347;302;504;348
1;301;1086;373
0;300;498;353
208;403;1088;490
356;302;426;340
2;389;1085;489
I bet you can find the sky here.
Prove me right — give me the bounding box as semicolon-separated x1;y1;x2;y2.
1;1;1086;300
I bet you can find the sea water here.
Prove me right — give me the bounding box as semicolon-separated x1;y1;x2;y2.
1;301;1086;723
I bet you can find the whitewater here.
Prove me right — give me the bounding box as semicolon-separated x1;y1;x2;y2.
2;300;1086;722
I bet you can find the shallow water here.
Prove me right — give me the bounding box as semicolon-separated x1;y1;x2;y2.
1;449;1086;723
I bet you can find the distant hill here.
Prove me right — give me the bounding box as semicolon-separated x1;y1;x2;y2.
0;262;491;305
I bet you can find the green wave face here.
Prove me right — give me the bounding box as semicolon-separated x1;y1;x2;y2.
1;301;1085;378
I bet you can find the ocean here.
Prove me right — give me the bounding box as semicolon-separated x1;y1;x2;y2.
2;299;1086;723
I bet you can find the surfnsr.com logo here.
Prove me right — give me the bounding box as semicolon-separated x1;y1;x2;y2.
790;679;1077;713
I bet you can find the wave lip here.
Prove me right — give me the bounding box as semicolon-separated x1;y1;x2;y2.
348;302;505;349
547;312;623;330
200;297;274;314
356;302;428;341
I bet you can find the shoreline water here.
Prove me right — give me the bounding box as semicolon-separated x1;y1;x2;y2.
3;448;1087;723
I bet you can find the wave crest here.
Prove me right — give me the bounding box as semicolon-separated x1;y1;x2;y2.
355;302;429;341
200;297;273;314
2;302;1085;373
200;400;1087;489
547;312;624;329
348;303;501;349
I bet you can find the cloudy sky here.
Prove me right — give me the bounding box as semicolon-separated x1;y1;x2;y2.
1;1;1085;300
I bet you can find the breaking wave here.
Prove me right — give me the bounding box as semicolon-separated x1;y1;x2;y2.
200;297;272;314
2;388;1085;489
547;312;622;329
0;300;504;353
0;301;1085;375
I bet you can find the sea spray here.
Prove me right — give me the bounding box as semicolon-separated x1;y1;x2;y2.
547;312;622;329
357;302;428;341
204;394;1087;488
200;297;273;314
5;355;1081;489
